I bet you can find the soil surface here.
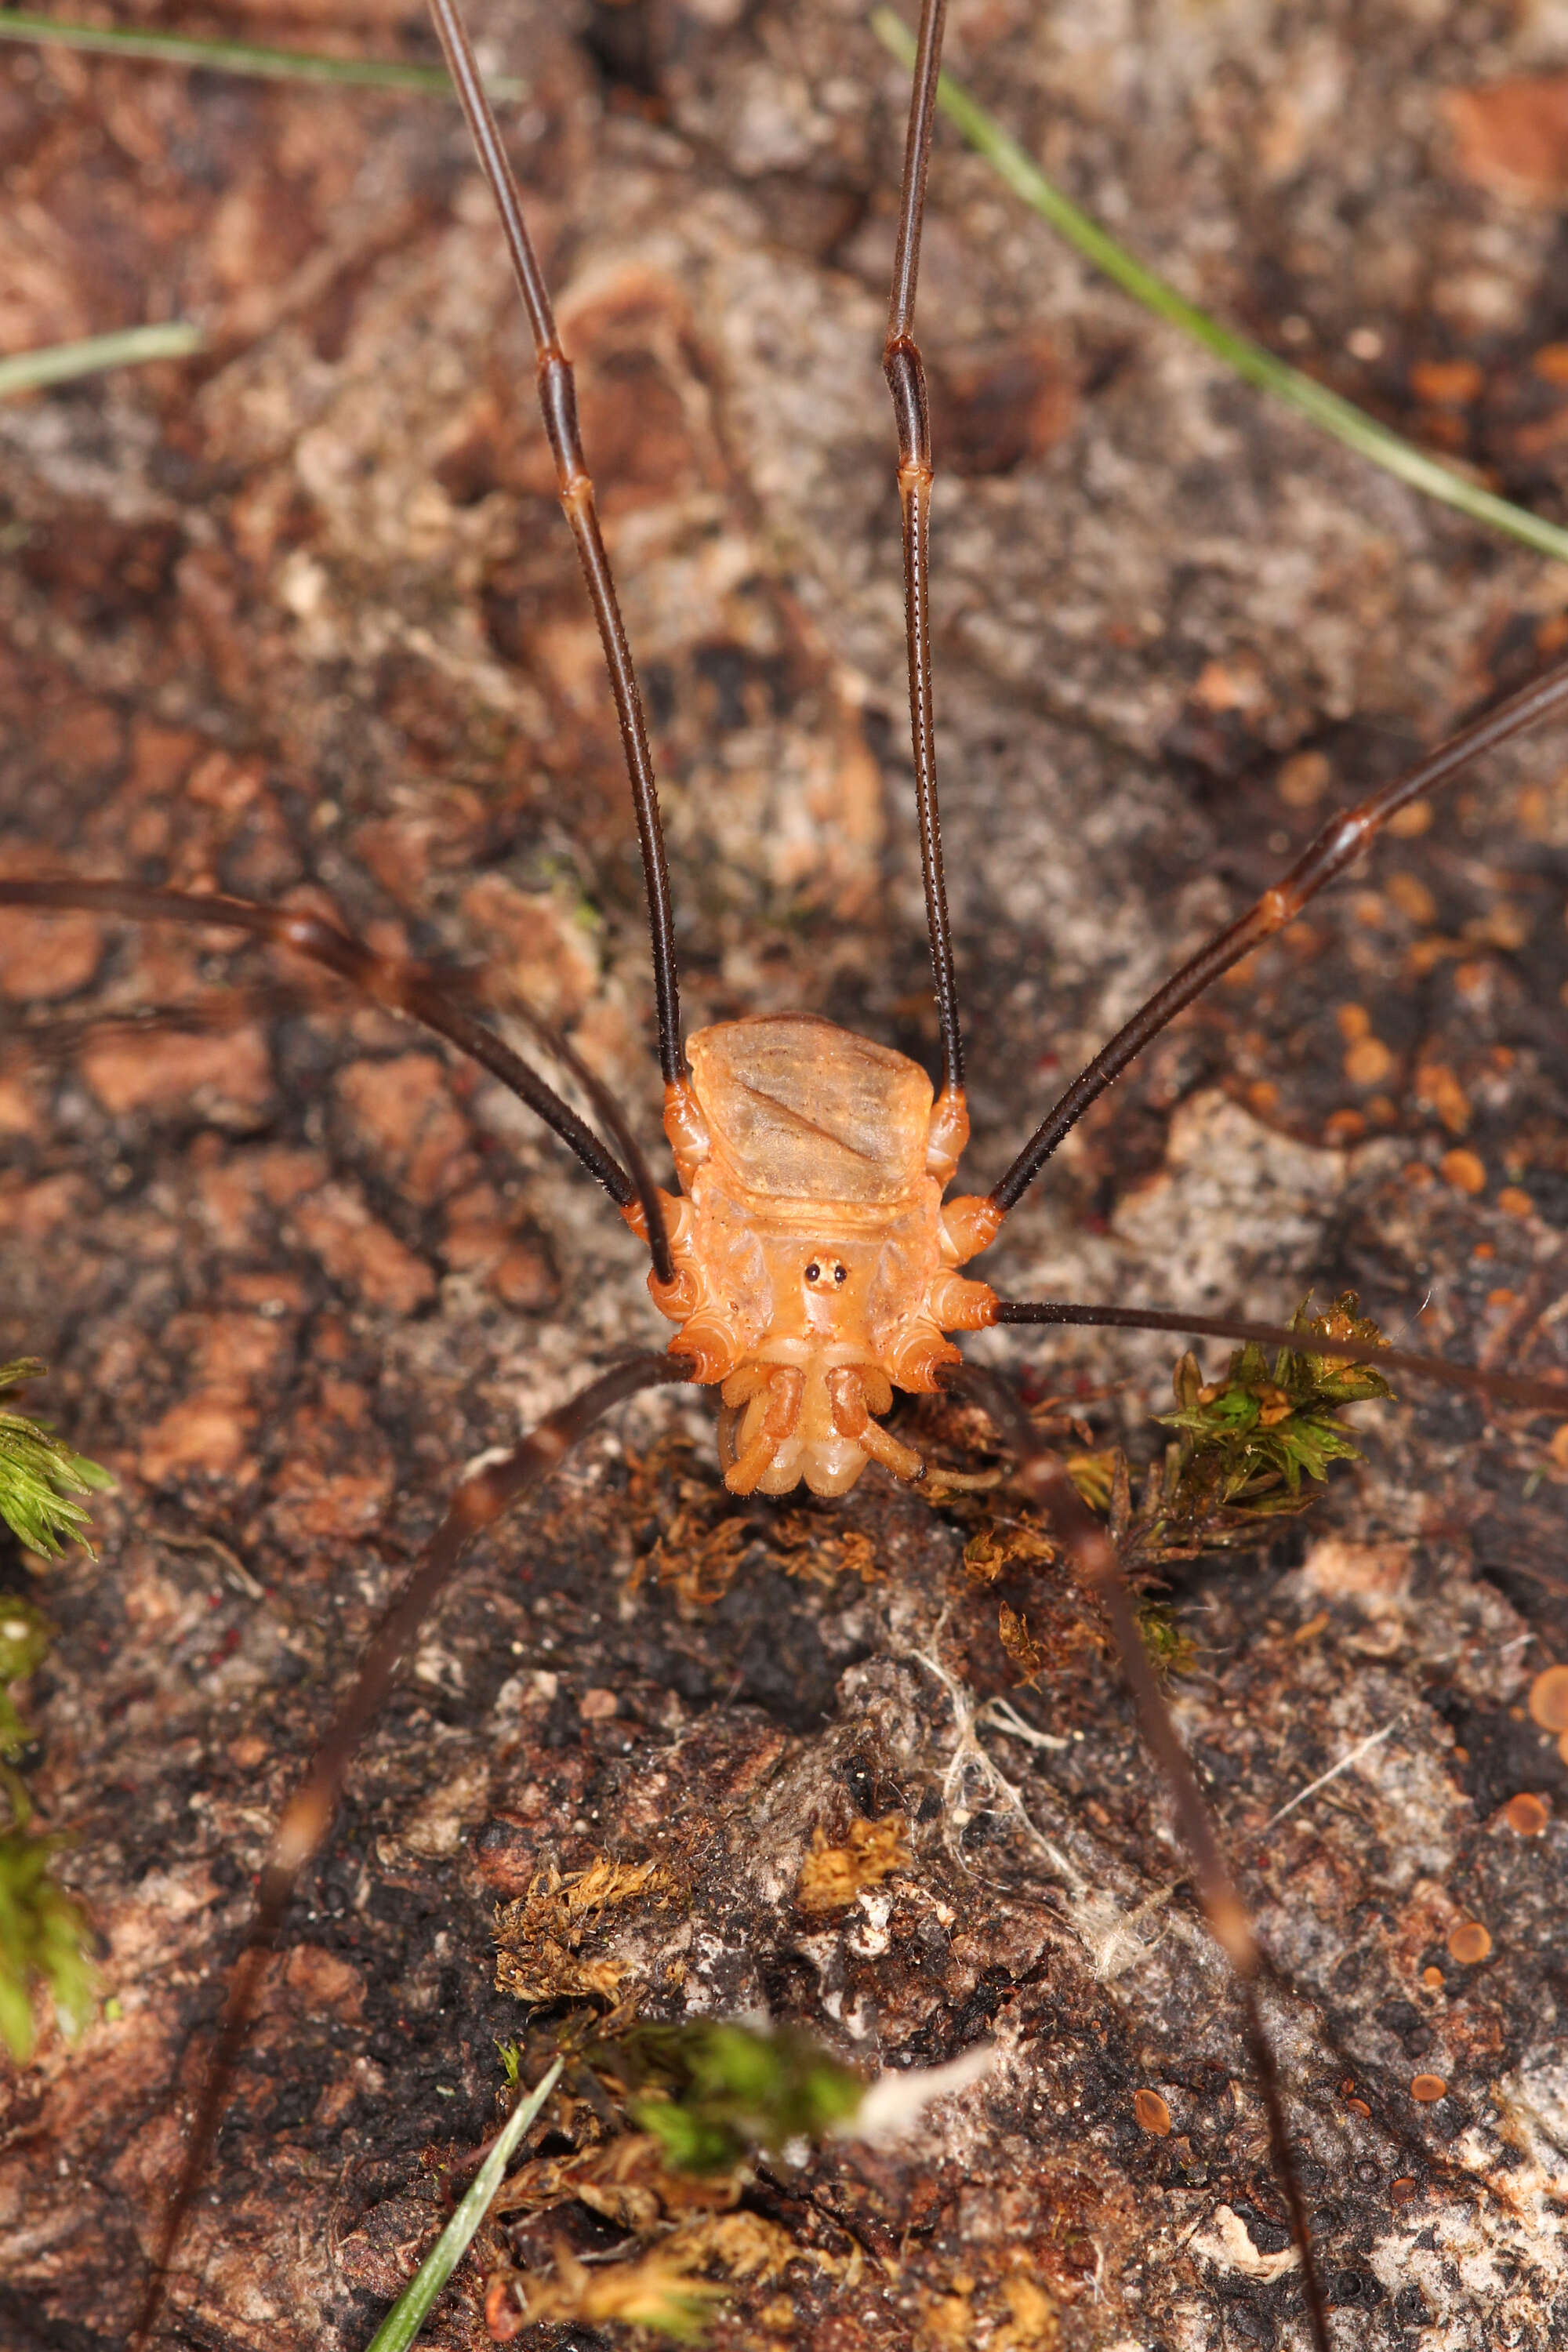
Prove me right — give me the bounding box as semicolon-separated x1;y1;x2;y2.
2;3;1567;2349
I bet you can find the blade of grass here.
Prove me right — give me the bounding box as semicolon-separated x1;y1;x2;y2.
0;10;524;97
0;322;205;398
871;5;1568;569
361;2053;564;2352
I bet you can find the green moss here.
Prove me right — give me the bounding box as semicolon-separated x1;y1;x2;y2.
0;1360;114;1561
1101;1297;1394;1649
0;1830;95;2063
613;2020;865;2175
1152;1294;1392;1536
0;1360;107;2060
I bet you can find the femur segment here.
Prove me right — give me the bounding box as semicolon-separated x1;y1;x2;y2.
622;1013;1002;1494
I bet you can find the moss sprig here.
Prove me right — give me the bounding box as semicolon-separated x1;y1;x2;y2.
611;2020;865;2176
1112;1294;1392;1573
0;1362;107;2062
0;1360;114;1561
0;1828;96;2063
0;1593;98;2060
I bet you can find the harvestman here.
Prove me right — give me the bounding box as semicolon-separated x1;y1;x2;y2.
7;2;1568;2344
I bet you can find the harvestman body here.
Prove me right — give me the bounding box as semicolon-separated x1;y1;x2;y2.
637;1015;999;1494
6;1;1568;2345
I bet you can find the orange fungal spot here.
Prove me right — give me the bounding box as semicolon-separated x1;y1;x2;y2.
1439;1148;1486;1196
1344;1036;1395;1088
1417;1062;1472;1133
1133;2089;1171;2136
1446;1921;1491;1965
1410;358;1483;404
1527;1664;1568;1732
1386;871;1437;925
1276;750;1329;807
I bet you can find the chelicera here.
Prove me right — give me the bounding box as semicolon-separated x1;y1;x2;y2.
5;3;1568;2347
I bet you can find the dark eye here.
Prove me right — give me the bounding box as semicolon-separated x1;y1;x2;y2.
833;1264;847;1283
804;1261;821;1282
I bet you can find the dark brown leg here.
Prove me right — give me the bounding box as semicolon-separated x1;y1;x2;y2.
942;1359;1332;2352
0;877;676;1283
991;1298;1568;1414
130;1352;691;2351
425;0;683;1091
885;0;964;1098
989;657;1568;1214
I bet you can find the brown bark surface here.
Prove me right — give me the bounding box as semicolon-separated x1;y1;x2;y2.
2;4;1567;2347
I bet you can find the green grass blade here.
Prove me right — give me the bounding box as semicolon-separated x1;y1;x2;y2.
871;6;1568;568
0;11;524;97
0;323;205;398
361;2054;564;2352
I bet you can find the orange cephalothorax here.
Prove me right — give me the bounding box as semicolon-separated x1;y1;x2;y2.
622;1012;1001;1496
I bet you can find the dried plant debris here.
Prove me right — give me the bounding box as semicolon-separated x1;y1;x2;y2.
962;1521;1058;1584
473;2024;1014;2344
918;2264;1058;2350
632;1432;887;1606
491;2129;746;2230
499;2240;727;2341
996;1598;1047;1686
474;2024;871;2341
795;1813;911;1917
956;1450;1110;1583
494;1856;675;2005
466;1987;1068;2343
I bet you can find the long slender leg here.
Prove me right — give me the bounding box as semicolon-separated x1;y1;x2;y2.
991;1298;1568;1414
943;1359;1332;2352
130;1352;691;2352
989;656;1568;1214
425;0;683;1090
0;878;675;1284
885;0;964;1098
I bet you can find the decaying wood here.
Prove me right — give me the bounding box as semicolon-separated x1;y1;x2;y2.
2;3;1567;2347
